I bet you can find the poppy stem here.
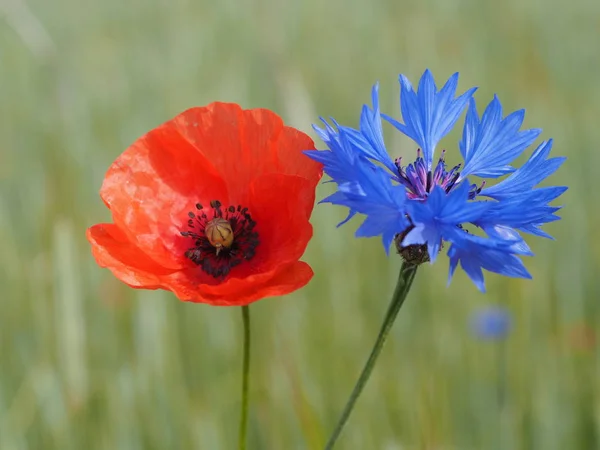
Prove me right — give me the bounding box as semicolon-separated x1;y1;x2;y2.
324;262;418;450
238;305;251;450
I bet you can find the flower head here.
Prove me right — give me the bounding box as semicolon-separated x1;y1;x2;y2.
306;69;566;291
87;103;323;306
470;306;512;340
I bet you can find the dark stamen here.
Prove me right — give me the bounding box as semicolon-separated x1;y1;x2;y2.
180;199;260;279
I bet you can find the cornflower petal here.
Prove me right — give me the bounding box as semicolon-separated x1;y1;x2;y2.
403;183;492;262
306;118;359;182
447;233;532;292
481;139;566;199
459;96;542;179
355;83;397;173
334;162;410;254
475;186;567;235
383;70;477;169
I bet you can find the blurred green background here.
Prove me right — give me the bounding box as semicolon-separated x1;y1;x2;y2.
1;0;598;448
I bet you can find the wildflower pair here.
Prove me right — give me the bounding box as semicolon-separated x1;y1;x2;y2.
87;70;566;449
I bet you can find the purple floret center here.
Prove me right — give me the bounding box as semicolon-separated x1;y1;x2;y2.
395;149;484;200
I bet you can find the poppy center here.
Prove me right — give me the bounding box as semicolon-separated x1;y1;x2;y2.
205;218;234;254
180;200;259;278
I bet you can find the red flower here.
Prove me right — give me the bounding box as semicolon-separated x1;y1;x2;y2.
87;103;323;306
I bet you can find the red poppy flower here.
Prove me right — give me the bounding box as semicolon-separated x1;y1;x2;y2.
87;103;323;306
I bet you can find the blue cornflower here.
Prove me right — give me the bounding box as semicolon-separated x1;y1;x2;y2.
470;306;512;340
305;70;567;292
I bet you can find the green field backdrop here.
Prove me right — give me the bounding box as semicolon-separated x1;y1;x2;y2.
1;0;598;448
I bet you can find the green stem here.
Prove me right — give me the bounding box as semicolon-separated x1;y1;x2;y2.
324;262;418;450
238;305;251;450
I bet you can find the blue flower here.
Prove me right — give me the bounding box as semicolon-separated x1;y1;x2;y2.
470;306;512;340
305;69;567;292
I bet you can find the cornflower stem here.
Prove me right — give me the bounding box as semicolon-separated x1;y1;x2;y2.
324;262;418;450
238;305;251;450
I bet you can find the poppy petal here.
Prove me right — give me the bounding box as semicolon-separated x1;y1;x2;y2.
170;104;278;200
170;104;321;201
247;173;316;272
275;126;322;182
100;126;228;270
162;261;314;306
88;224;313;305
87;223;174;287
